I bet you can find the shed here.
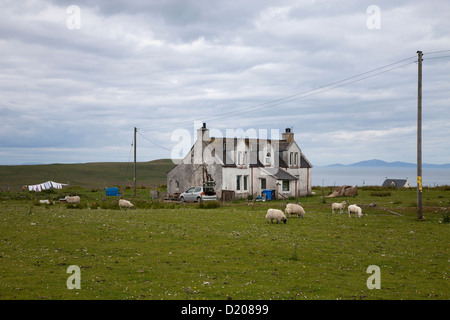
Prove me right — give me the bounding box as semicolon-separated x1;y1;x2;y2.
382;178;412;188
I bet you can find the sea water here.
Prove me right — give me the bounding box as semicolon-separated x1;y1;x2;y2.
312;166;450;187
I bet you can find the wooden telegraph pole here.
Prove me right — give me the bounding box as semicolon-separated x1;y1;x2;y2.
134;127;137;198
417;51;423;220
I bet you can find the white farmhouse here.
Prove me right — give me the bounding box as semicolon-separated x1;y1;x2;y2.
167;124;312;200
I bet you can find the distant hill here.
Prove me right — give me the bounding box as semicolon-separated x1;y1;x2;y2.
0;159;177;192
325;159;450;168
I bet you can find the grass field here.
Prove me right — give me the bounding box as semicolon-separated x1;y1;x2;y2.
0;186;448;300
0;159;176;192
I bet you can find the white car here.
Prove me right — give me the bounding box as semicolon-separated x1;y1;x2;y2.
179;185;217;202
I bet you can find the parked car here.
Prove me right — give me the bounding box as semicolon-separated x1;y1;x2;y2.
179;183;217;202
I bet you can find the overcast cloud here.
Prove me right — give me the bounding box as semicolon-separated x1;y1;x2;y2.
0;0;449;166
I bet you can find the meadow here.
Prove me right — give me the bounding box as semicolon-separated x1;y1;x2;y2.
0;186;448;300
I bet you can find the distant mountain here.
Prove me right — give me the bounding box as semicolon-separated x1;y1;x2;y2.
325;159;450;168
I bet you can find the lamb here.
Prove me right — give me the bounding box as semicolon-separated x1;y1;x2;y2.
348;204;362;218
331;200;348;214
65;195;80;204
285;203;305;218
119;199;135;210
265;208;287;224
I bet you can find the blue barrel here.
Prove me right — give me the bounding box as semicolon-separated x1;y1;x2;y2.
262;189;273;201
105;187;119;196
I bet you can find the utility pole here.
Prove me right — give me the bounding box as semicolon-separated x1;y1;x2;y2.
417;51;423;220
134;127;137;198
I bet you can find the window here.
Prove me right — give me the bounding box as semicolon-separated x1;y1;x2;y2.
265;152;271;165
261;178;266;190
294;152;298;166
236;175;241;191
243;175;248;191
175;181;179;190
289;152;293;166
282;180;290;192
237;151;247;166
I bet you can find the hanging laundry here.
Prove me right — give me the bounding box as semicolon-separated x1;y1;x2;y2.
26;181;69;192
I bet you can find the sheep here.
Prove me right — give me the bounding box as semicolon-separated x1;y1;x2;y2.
331;200;348;214
119;199;135;210
285;203;305;218
65;195;80;204
266;208;287;224
348;204;362;218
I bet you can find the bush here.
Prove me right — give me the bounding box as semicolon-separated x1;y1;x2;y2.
198;201;221;209
370;191;391;197
66;203;88;209
443;211;450;224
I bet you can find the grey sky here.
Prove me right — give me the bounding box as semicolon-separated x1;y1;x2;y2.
0;0;449;166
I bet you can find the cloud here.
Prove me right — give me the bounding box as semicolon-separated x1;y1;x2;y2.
0;0;449;165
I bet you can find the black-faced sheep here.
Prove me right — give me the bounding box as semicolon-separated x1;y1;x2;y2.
119;199;135;210
266;208;287;224
285;203;305;218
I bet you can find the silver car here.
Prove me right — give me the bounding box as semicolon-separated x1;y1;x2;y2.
179;185;217;202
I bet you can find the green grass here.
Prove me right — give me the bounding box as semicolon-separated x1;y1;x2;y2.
0;186;449;300
0;159;176;192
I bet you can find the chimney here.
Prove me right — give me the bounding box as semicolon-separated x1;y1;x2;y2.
282;127;294;143
194;122;210;165
197;122;210;142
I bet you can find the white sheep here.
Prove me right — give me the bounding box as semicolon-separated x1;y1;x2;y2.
65;195;80;204
266;208;287;224
119;199;135;210
331;200;348;214
348;204;362;218
285;203;305;218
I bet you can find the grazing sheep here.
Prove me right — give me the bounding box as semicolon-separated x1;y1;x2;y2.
348;204;362;218
119;199;135;210
65;195;80;204
331;200;348;214
266;208;287;224
285;203;305;218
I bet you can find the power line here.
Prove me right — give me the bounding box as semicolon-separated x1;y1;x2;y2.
424;55;450;60
139;55;417;131
136;130;172;151
423;49;450;55
195;56;417;121
217;59;417;118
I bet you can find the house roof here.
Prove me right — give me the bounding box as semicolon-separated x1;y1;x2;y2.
382;179;409;187
206;136;312;169
262;168;298;181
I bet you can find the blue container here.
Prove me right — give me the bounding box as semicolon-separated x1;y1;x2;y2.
105;187;119;196
262;189;274;201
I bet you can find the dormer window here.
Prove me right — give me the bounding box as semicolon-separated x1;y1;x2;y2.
265;152;271;165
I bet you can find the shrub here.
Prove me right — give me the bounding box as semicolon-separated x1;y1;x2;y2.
66;203;88;209
198;201;221;209
443;211;450;224
370;191;391;197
